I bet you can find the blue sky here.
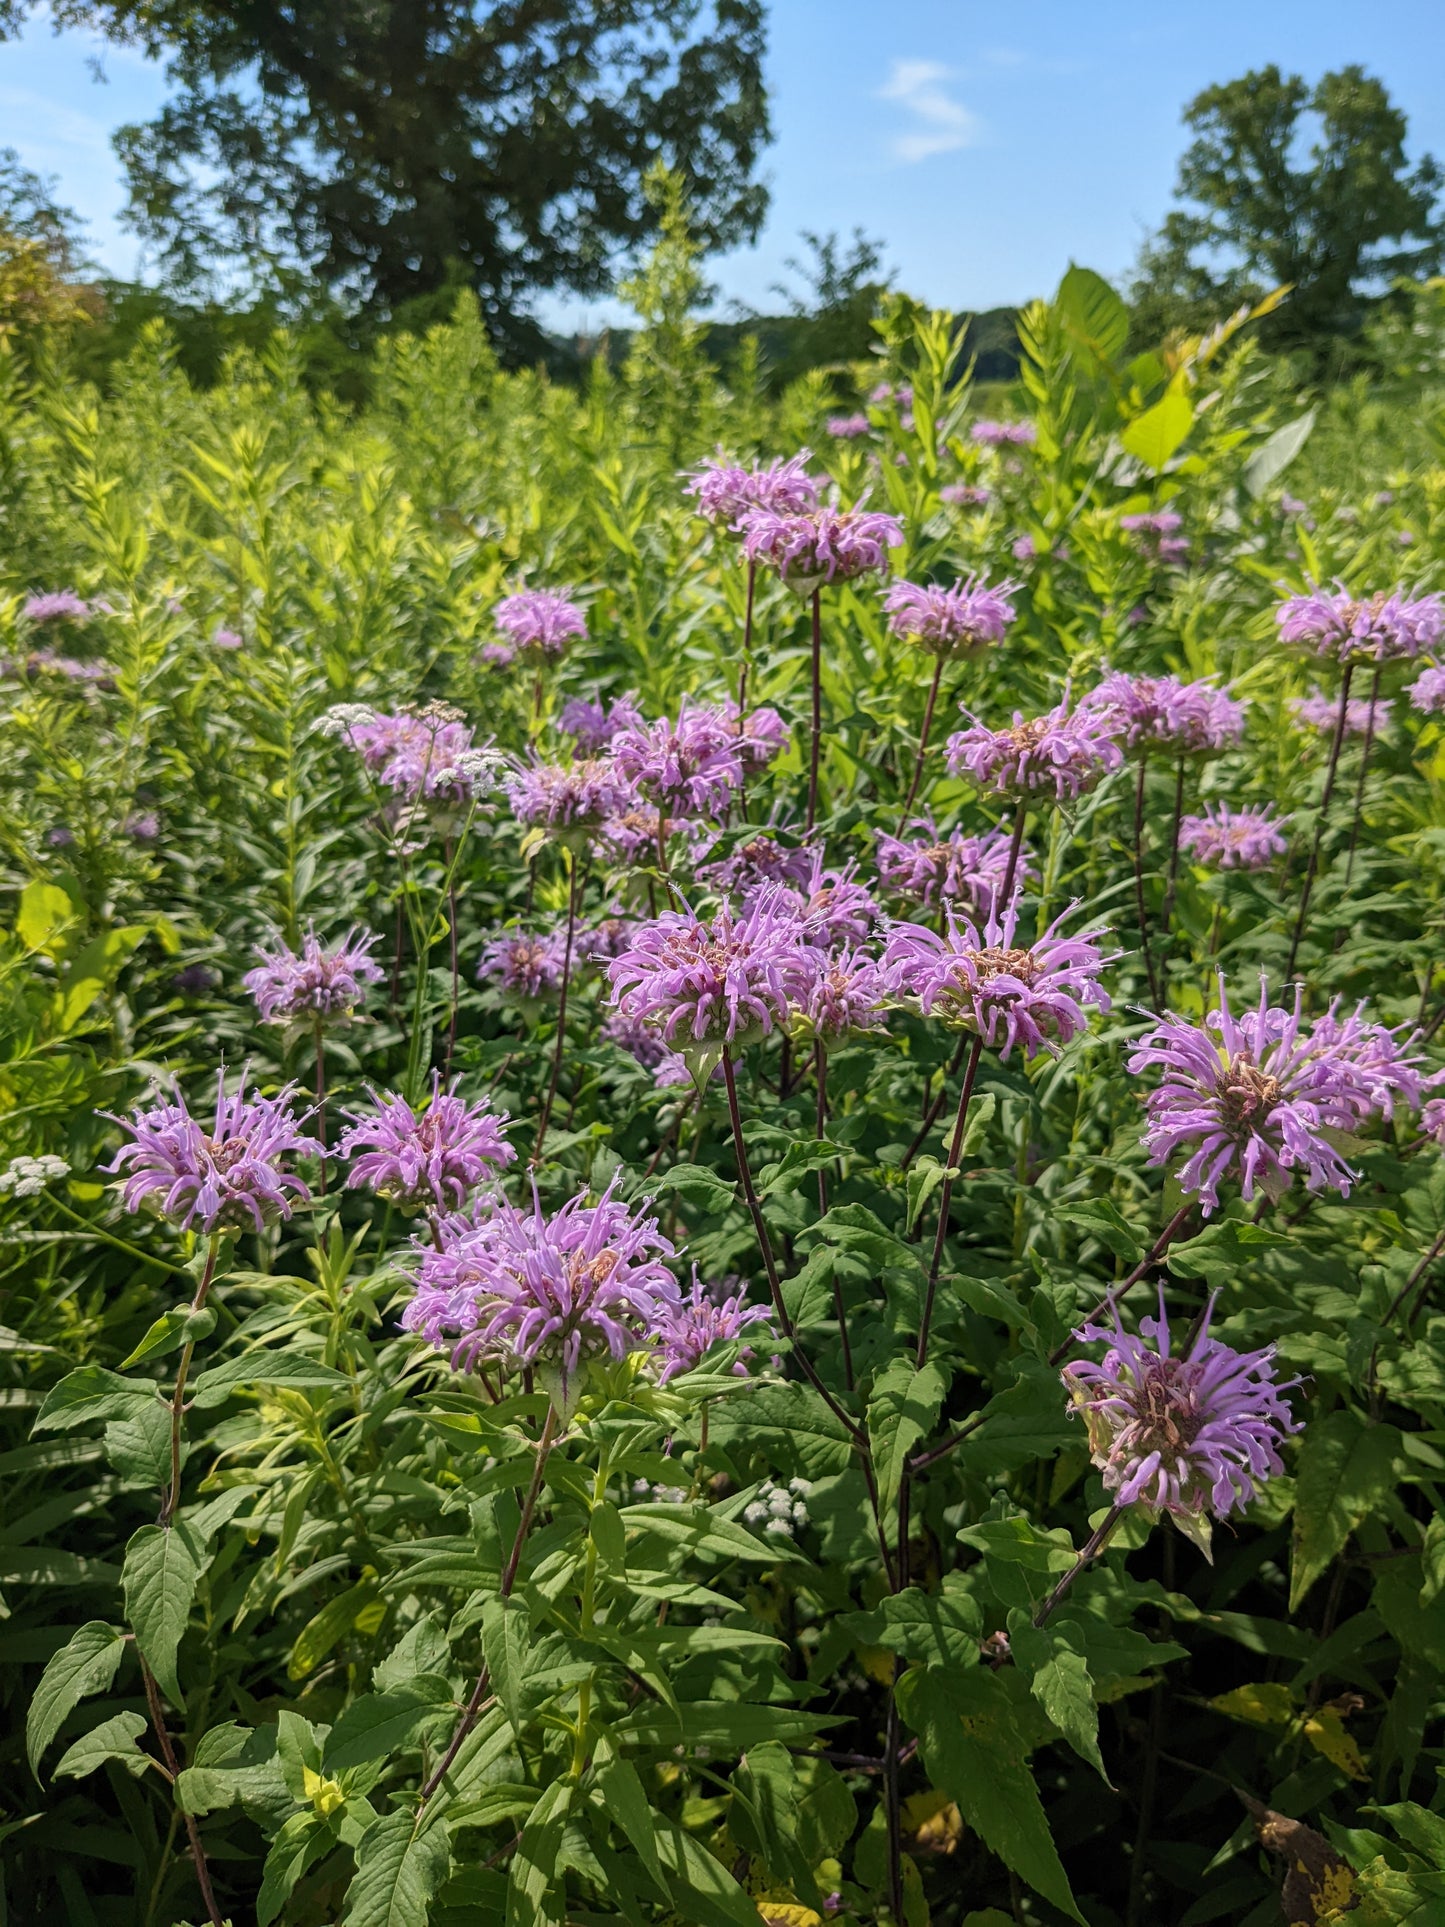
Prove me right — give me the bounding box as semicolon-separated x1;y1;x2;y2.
3;0;1444;326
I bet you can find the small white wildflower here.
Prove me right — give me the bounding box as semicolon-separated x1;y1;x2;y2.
316;703;376;739
0;1153;71;1199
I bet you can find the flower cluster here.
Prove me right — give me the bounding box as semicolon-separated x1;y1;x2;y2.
1063;1292;1300;1553
825;414;870;439
655;1273;774;1383
1178;804;1289;870
325;706;499;816
884;574;1017;661
1083;672;1245;754
686;451;819;527
107;1072;320;1235
243;927;383;1028
1118;510;1189;565
940;483;992;508
699;832;815;895
0;1153;71;1199
946;697;1124;801
1408;665;1445;715
480;931;568;999
1289;689;1393;738
339;1075;514;1215
1276;585;1445;663
607;887;815;1048
22;591;91;624
971;420;1036;446
610;706;746;817
884;895;1112;1057
558;693;643;753
875;817;1032;915
493;589;587;659
740;503;904;591
507;758;633;833
743;1478;813;1537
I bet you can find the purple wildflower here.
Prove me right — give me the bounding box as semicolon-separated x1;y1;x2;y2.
972;421;1036;446
244;926;383;1027
1178;804;1289;870
1082;673;1246;754
801;945;888;1038
875;817;1032;916
825;414;871;438
686;452;820;527
558;693;644;753
740;503;904;592
23;592;90;624
213;627;244;649
610;705;745;817
1127;976;1395;1213
479;931;568;998
1119;510;1184;536
1422;1097;1445;1147
699;832;815;895
575;916;636;965
884;574;1018;661
1408;665;1445;715
945;697;1125;801
883;896;1112;1057
330;707;497;816
507;758;633;833
494;589;587;658
601;1010;672;1072
1012;535;1041;564
1276;584;1445;663
106;1071;320;1235
722;700;789;770
338;1074;514;1215
606;886;813;1048
45;826;75;847
655;1271;773;1384
787;853;880;949
125;812;160;842
401;1180;681;1395
593;804;691;865
170;964;217;997
940;484;992;508
1062;1290;1300;1555
1289;688;1393;738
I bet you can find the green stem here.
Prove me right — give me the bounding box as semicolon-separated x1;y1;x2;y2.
159;1233;220;1530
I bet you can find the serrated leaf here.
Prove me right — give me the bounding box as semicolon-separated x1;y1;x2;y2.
259;1812;331;1927
345;1809;451;1927
33;1367;156;1434
191;1350;349;1408
1166;1218;1295;1287
1056;264;1130;364
483;1594;531;1736
844;1586;982;1670
27;1620;127;1775
1054;1198;1144;1264
324;1682;451;1774
1007;1613;1110;1783
53;1710;150;1780
122;1521;203;1705
103;1399;173;1486
867;1357;946;1516
1291;1412;1402;1610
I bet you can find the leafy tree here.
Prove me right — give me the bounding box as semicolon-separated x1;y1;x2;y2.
1132;65;1445;348
0;0;770;359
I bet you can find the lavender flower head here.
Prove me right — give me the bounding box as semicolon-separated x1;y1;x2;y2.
402;1180;681;1400
23;592;91;624
655;1271;774;1384
883;895;1112;1058
785;853;880;950
722;700;789;770
106;1071;320;1235
1127;975;1397;1214
699;831;815;895
800;945;888;1039
740;502;904;594
945;696;1125;801
1289;688;1393;738
327;706;500;818
875;817;1033;917
494;589;587;658
685;451;819;527
606;886;813;1049
558;693;644;754
825;414;870;439
1062;1290;1300;1556
884;574;1018;662
339;1074;514;1215
244;926;383;1028
940;484;992;508
507;757;633;835
1178;804;1289;870
1082;673;1246;754
971;421;1036;446
1276;584;1445;663
1421;1097;1445;1147
610;705;744;817
479;930;568;999
1407;665;1445;715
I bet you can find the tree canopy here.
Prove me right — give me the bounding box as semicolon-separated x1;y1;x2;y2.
1132;64;1445;348
0;0;770;357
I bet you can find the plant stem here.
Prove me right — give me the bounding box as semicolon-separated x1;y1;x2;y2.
1132;753;1162;1008
998;801;1028;909
1032;1504;1126;1626
532;856;580;1164
1160;755;1187;946
900;1035;968;1172
807;588;823;832
900;656;945;825
445;840;461;1077
139;1656;225;1927
1343;664;1383;891
738;559;756;819
159;1234;220;1529
916;1034;984;1370
884;1661;905;1926
1048;1203;1194;1368
815;1041;853;1390
1286;663;1353;979
313;1016;328;1195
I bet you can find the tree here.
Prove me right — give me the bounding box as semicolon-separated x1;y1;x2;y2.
0;0;770;359
1131;65;1445;347
0;147;96;340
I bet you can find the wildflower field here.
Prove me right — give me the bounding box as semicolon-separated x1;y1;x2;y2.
4;261;1445;1927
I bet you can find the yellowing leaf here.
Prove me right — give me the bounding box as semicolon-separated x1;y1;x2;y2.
16;880;78;957
1302;1708;1368;1780
1210;1681;1296;1726
1120;388;1193;472
854;1644;895;1686
757;1905;822;1927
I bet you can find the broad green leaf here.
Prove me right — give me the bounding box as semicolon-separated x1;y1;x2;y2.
899;1667;1085;1924
1120;388;1193;472
483;1594;531;1736
844;1585;982;1671
709;1384;857;1479
324;1682;451;1774
122;1521;203;1705
1291;1413;1401;1609
33;1367;155;1434
16;880;78;956
1166;1219;1295;1286
1008;1613;1109;1782
345;1809;451;1927
653;1163;736;1212
952;1365;1074;1475
1055;264;1129;364
506;1781;571;1927
594;1748;666;1894
27;1620;127;1775
867;1357;946;1515
119;1310;192;1369
1243;409;1317;498
191;1350;349;1408
1054;1198;1144;1265
1210;1681;1296;1726
731;1741;820;1907
53;1710;150;1780
103;1399;173;1486
259;1812;331;1927
653;1816;763;1927
288;1575;381;1680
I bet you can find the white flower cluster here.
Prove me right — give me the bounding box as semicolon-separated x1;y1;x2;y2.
743;1477;811;1538
628;1477;689;1505
0;1154;71;1199
315;703;376;738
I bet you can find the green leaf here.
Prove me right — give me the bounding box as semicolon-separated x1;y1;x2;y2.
1243;409;1316;499
27;1621;127;1776
103;1399;173;1486
844;1585;982;1671
53;1710;150;1780
483;1594;531;1736
709;1383;857;1479
1055;264;1129;364
259;1812;331;1927
653;1163;736;1212
33;1367;155;1434
190;1350;349;1408
1054;1198;1144;1265
868;1357;947;1516
899;1667;1085;1924
1291;1412;1402;1610
618;1701;836;1751
594;1748;666;1895
1166;1218;1296;1286
122;1522;203;1705
653;1816;763;1927
288;1575;381;1680
1120;388;1193;472
589;1499;627;1571
16;880;78;956
952;1365;1075;1476
345;1809;452;1927
506;1781;571;1927
119;1310;193;1369
324;1682;451;1774
1007;1612;1111;1783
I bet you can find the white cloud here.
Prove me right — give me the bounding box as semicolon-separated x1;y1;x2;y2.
877;59;981;164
